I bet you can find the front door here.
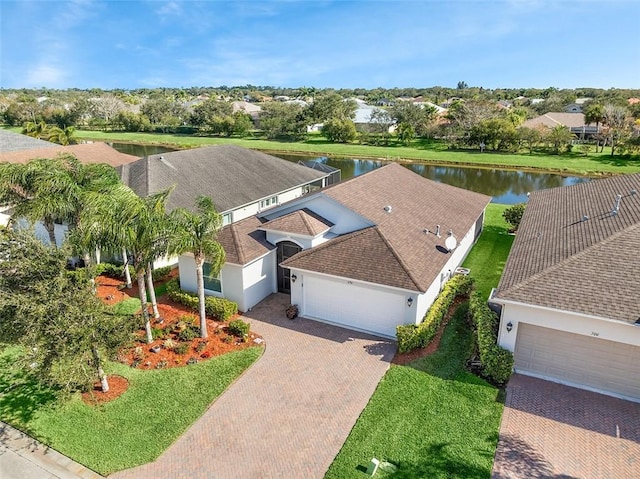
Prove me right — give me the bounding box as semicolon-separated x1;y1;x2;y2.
277;241;302;293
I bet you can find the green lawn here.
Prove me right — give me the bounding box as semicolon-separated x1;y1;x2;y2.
0;343;262;475
462;204;515;300
325;306;503;479
58;128;640;175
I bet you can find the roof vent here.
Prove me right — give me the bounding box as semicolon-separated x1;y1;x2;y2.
632;189;637;196
435;225;441;237
158;155;176;170
384;205;392;213
612;194;622;215
582;215;589;222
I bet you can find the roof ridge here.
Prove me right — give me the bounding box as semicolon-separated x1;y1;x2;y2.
280;226;375;264
374;227;424;291
499;222;640;298
229;222;246;265
298;209;315;235
543;113;562;125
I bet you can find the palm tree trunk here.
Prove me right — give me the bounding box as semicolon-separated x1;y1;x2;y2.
146;263;160;319
122;248;132;288
137;270;153;343
195;257;208;338
92;345;109;392
44;218;56;247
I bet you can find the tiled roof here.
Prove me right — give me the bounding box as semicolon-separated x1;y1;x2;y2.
0;129;56;153
284;163;490;292
261;208;333;236
218;216;274;265
0;142;139;167
118;145;328;213
495;173;640;323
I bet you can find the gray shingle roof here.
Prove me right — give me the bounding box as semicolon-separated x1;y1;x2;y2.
0;129;57;153
495;173;640;324
283;163;491;292
261;208;333;236
118;145;328;212
0;142;139;167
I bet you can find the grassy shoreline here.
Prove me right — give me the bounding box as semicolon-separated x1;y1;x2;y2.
66;129;640;176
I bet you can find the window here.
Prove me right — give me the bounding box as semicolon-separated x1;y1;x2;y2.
222;213;232;226
260;196;278;209
202;262;222;292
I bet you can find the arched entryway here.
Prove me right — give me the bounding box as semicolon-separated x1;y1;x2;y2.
276;240;302;293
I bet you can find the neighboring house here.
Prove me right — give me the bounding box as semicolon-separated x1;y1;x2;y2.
520;112;600;138
491;173;640;402
564;103;583;113
179;163;489;338
231;101;262;120
353;103;395;133
118;145;331;227
0;131;139;247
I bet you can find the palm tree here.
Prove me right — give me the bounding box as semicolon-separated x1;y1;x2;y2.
47;126;77;145
22;121;48;139
169;195;225;338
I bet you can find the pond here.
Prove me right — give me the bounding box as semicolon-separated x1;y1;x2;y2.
273;153;589;204
108;143;589;205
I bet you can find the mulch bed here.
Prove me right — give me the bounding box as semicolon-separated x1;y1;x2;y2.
86;273;263;404
392;296;468;365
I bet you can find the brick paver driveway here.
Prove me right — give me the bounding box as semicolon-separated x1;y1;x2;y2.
110;293;395;479
492;374;640;479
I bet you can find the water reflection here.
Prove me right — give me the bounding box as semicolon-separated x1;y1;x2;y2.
275;153;589;204
109;142;176;157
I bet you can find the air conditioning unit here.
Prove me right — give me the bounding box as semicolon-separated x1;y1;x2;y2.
454;267;470;276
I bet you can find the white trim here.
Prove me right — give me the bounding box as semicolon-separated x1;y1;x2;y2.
492;297;632;327
301;313;397;340
515;369;640;404
259;227;330;240
274;237;305;249
288;266;420;295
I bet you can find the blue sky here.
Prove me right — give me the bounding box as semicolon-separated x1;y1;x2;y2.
1;0;639;90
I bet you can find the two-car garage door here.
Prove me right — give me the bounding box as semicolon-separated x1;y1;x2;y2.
302;275;405;338
515;323;640;401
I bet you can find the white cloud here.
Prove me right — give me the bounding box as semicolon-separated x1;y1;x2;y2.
156;1;182;18
25;64;67;87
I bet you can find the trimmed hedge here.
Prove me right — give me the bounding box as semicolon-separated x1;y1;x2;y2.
95;262;135;280
151;265;173;282
165;278;238;321
469;291;514;385
227;319;250;341
396;274;474;353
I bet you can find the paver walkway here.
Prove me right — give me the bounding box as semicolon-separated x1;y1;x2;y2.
492;374;640;479
111;293;395;479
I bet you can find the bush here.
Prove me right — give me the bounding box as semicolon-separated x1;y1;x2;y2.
174;343;190;355
469;292;514;385
396;275;474;353
95;262;135;280
502;203;526;232
178;326;199;342
166;278;238;321
151;327;167;340
227;319;250;341
151;266;173;282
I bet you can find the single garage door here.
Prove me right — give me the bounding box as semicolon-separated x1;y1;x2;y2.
515;323;640;401
303;275;405;338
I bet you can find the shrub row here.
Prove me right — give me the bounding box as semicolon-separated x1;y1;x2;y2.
396;274;475;353
165;278;238;321
151;265;173;282
469;291;514;385
95;262;135;279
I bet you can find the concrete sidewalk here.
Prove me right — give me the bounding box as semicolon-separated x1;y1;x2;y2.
0;422;103;479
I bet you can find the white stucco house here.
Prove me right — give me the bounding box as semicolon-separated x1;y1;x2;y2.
491;172;640;402
180;163;490;338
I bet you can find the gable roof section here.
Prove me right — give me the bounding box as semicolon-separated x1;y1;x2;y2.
0;141;139;167
0;129;56;153
285;163;490;291
282;226;421;291
495;172;640;323
217;216;274;265
118;144;328;212
260;208;333;236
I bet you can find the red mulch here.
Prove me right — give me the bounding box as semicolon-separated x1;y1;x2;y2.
392;296;467;365
82;375;129;405
87;273;263;404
